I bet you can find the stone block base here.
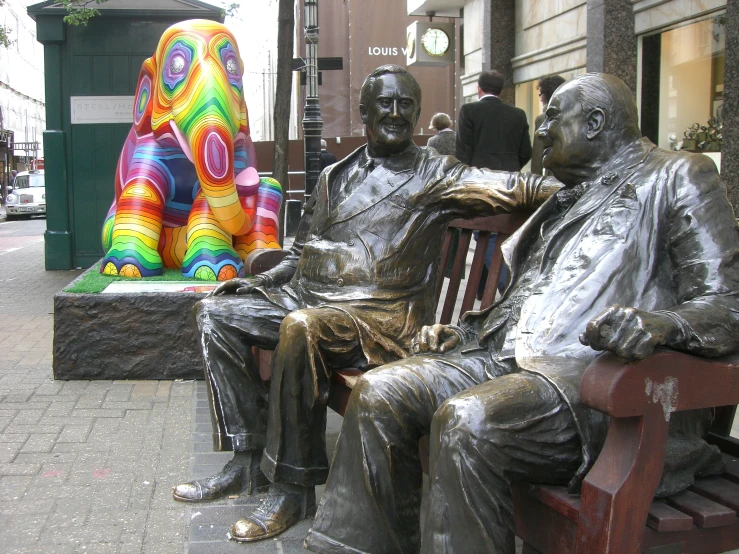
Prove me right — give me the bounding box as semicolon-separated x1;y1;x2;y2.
53;267;206;380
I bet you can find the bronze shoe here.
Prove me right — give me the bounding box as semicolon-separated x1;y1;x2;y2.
230;486;316;542
172;460;269;502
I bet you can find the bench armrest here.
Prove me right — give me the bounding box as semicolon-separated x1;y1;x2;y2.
574;349;739;554
580;349;739;418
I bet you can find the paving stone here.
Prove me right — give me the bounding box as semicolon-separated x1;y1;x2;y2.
71;409;125;419
0;512;50;546
104;386;133;402
7;423;64;435
0;498;55;516
4;391;35;402
20;433;60;453
0;441;22;462
0;462;42;475
0;432;29;443
12;409;46;425
0;474;34;499
58;424;93;443
43;401;77;416
15;451;78;464
45;501;90;527
34;382;65;396
0;415;14;432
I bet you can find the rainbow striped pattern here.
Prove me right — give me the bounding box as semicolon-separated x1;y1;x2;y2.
101;20;282;281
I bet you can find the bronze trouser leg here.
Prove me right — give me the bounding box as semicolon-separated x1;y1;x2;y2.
261;307;369;486
306;350;490;554
421;372;582;554
193;294;298;452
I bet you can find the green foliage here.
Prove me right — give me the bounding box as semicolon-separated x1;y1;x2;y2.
59;0;109;26
0;0;13;49
60;0;241;26
0;24;12;49
223;2;240;18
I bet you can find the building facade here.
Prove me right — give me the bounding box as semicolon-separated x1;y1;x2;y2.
296;0;461;139
0;0;45;182
409;0;737;210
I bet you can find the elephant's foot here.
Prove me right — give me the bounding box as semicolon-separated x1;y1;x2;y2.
100;245;164;278
181;246;244;282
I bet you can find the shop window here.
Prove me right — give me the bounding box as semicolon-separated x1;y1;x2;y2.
640;14;725;169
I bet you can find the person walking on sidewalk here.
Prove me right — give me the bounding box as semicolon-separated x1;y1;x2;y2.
427;113;456;156
319;139;338;171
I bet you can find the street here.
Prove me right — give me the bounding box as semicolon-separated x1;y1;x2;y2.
0;216;45;254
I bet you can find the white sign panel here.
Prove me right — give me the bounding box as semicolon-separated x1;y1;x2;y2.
102;282;218;294
71;96;134;125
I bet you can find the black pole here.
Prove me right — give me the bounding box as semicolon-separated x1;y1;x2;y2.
302;0;323;203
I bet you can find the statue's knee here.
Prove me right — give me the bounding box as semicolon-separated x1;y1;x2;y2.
353;371;399;413
279;310;312;343
434;396;483;444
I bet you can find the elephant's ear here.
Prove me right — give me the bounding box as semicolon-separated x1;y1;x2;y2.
133;57;156;135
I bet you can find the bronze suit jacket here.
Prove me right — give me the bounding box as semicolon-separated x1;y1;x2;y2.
260;143;560;368
460;138;739;492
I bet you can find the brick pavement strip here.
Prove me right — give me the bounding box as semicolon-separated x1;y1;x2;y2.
0;238;202;553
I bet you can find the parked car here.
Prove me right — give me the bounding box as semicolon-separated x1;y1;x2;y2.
5;170;45;219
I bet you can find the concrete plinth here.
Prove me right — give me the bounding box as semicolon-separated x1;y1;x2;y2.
53;266;205;380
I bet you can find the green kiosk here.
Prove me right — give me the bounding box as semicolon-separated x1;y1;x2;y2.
28;0;224;270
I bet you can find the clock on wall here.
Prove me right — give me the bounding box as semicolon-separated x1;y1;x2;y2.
421;28;450;57
406;21;454;67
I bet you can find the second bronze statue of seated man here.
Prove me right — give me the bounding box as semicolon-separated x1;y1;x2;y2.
173;64;559;542
304;73;739;554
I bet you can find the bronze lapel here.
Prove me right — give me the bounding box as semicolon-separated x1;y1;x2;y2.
324;165;415;228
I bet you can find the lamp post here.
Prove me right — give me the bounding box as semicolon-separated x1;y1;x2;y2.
302;0;323;203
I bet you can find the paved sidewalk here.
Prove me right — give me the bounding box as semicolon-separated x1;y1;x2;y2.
0;225;344;554
0;235;197;554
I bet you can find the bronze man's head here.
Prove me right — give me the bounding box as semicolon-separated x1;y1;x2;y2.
536;73;641;185
359;65;422;157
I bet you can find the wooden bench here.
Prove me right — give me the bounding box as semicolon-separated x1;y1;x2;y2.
513;351;739;554
244;212;530;411
248;213;739;554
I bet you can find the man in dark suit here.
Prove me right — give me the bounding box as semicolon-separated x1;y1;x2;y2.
455;70;531;171
172;64;558;542
319;139;337;171
457;70;532;297
305;73;739;554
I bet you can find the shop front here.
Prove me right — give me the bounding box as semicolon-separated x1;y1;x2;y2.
639;11;726;172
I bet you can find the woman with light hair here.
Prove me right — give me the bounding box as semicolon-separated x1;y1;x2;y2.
427;112;456;156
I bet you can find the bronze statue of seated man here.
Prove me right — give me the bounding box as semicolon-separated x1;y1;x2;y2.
304;73;739;554
172;64;559;542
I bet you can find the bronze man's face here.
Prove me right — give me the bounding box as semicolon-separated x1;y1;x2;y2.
360;73;420;156
537;83;590;176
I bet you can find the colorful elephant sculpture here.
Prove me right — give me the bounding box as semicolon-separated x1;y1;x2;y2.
100;19;282;281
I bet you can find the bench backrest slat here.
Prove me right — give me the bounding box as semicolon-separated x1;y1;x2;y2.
436;213;531;325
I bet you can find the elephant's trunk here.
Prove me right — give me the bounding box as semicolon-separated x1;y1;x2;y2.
181;61;247;236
